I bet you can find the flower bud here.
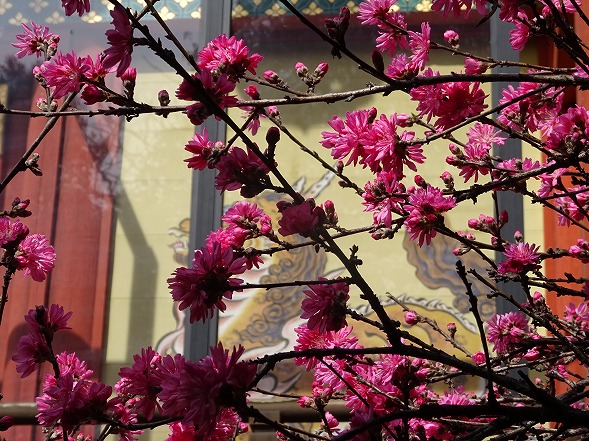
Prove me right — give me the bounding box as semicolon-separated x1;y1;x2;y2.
295;62;308;78
414;175;427;188
33;65;45;85
445;155;458;165
314;62;329;80
36;97;49;112
453;246;469;256
11;197;31;217
266;127;280;146
244;85;260;100
443;30;460;46
396;113;410;127
264;70;281;84
404;310;419;325
464;57;488;74
324;6;350;49
81;84;107;105
499;209;509;225
297;396;314;408
524;348;540;362
449;143;461;155
47;41;58;58
471;351;486;365
447;322;457;338
467;218;479;229
260;214;273;235
367;107;378;124
121;67;137;98
323;200;338;225
440;171;454;185
158;89;170;106
267;106;280;118
12;197;29;210
514;230;523;243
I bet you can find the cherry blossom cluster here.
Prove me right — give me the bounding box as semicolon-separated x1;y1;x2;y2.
13;304;254;440
0;198;55;282
8;0;589;440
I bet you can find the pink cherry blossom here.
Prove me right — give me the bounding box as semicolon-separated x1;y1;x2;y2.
61;0;90;16
569;239;589;262
24;304;72;337
153;354;187;417
386;53;418;79
444;30;460;45
321;108;376;166
486;311;529;353
15;234;56;282
447;124;504;183
464;57;488;74
358;0;397;25
167;241;248;323
83;54;112;82
409;68;443;122
184;128;220;170
13;21;59;59
116;347;162;421
159;343;255;439
564;301;589;331
374;12;409;55
36;373;111;433
12;333;52;378
166;414;248;441
12;305;72;377
510;14;531;51
405;310;419;325
439;387;476;405
197;34;263;81
109;401;143;441
467;123;506;148
545;106;589;153
39;51;90;99
408;22;430;71
294;324;360;370
221;201;264;242
363;113;424;176
498;80;562;133
301;278;350;333
50;352;92;385
497;241;541;275
434;81;488;130
176;69;238;126
0;217;29;246
103;5;134;77
555;186;589;225
214;146;270;197
403;185;456;246
277;198;325;237
362;170;405;228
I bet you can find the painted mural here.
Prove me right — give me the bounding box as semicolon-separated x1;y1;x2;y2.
158;169;493;397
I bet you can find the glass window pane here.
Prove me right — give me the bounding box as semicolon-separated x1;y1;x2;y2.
0;6;200;441
223;1;495;399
